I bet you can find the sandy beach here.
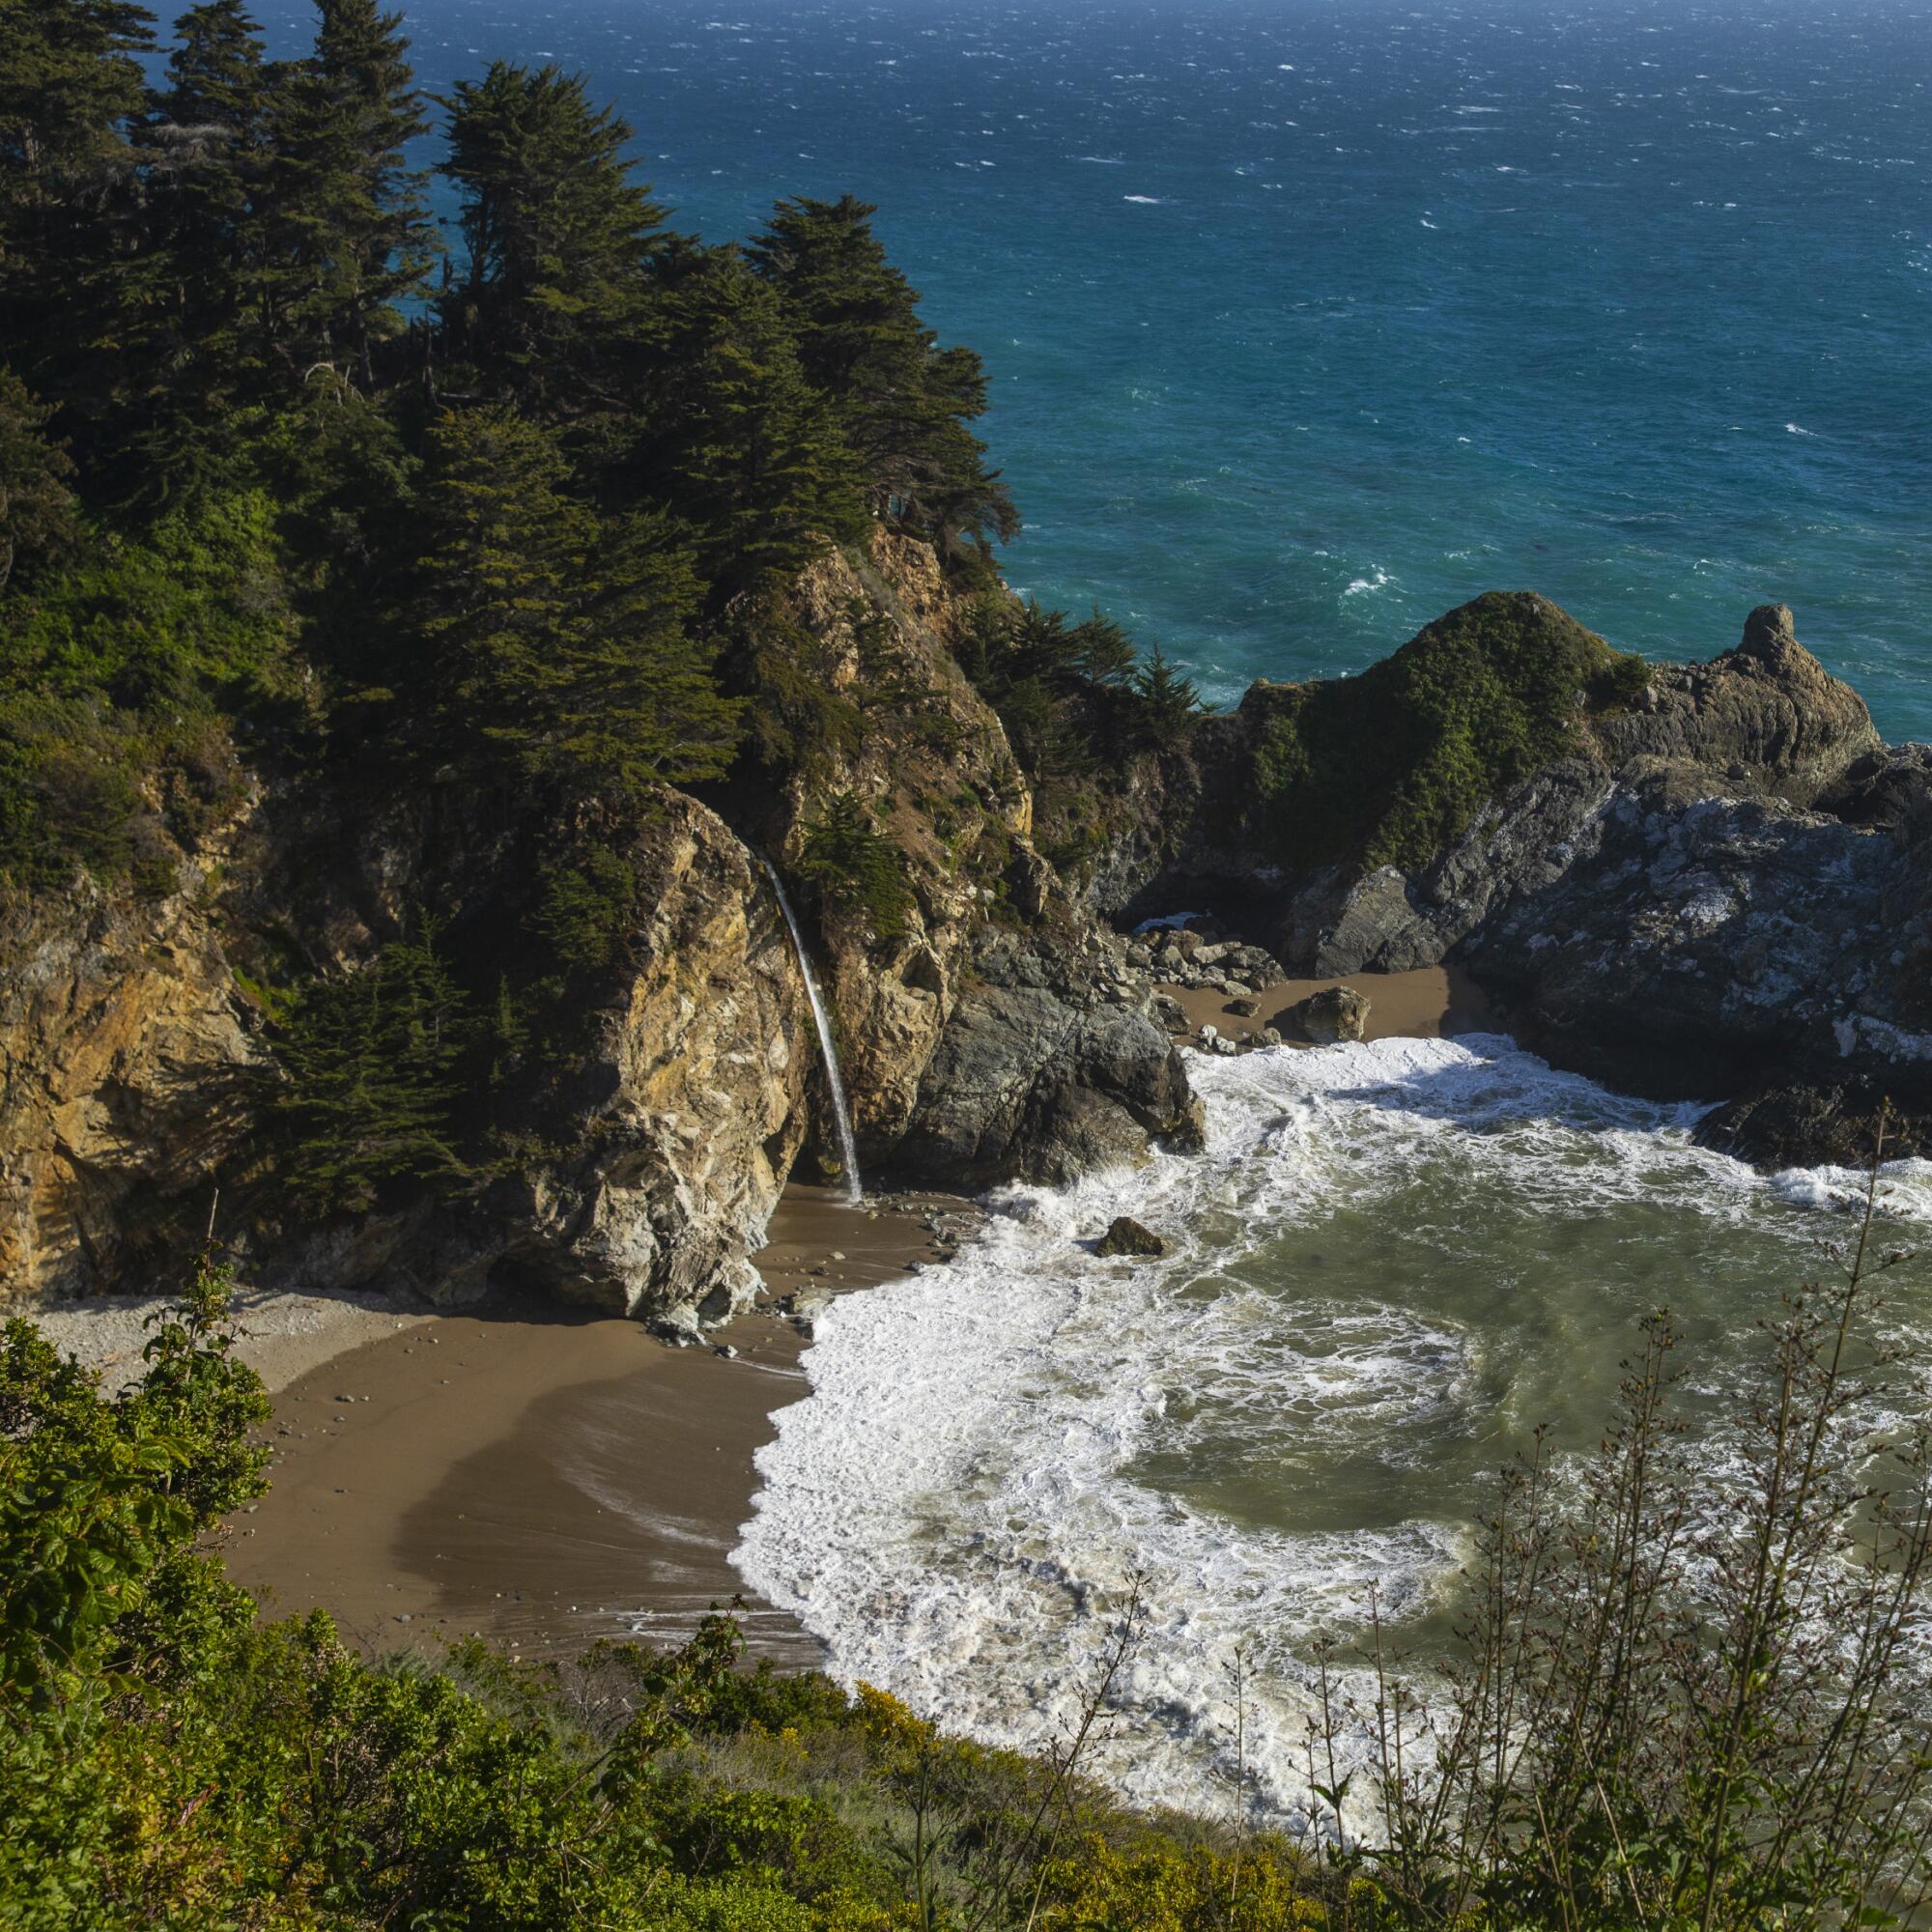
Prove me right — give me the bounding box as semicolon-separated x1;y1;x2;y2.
218;1185;975;1662
1167;961;1496;1046
26;968;1486;1671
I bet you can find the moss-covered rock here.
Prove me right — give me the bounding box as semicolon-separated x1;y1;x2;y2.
1241;590;1648;873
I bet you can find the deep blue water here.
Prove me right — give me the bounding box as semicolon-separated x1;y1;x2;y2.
251;0;1932;738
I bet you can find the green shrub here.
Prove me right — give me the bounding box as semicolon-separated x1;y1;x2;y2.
1245;590;1651;873
796;793;917;940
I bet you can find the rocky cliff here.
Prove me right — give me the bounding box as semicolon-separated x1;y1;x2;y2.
0;530;1197;1321
1105;598;1932;1164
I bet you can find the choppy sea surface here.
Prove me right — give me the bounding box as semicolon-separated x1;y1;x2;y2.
224;0;1932;1818
246;0;1932;736
735;1037;1932;1832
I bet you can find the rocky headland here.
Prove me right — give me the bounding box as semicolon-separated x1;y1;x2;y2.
6;572;1925;1336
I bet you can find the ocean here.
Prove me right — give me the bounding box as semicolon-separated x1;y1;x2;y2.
254;0;1932;737
735;1038;1932;1833
230;0;1932;1822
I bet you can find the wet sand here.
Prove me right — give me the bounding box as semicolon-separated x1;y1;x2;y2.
1168;962;1496;1047
224;1186;975;1663
219;970;1490;1663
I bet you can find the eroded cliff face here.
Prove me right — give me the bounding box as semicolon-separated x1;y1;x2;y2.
0;820;262;1301
760;531;1195;1186
495;792;812;1323
2;530;1201;1317
1100;601;1932;1163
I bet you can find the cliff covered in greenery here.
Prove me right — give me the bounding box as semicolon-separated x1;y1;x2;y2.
0;0;1200;1313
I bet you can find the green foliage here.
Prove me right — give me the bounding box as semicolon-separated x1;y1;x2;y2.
1246;589;1651;872
1130;643;1202;751
536;839;644;974
0;1248;260;1721
253;0;436;388
410;403;742;802
269;919;477;1215
637;249;870;591
959;593;1191;781
748;193;1017;556
0;489;292;890
795;792;916;940
0;368;77;591
440;60;667;406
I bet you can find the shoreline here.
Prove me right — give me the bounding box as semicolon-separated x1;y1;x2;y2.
219;1185;974;1662
27;969;1477;1669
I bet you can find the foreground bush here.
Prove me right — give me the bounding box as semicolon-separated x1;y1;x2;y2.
3;1155;1926;1928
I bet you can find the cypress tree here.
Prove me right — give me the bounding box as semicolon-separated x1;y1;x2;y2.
1130;643;1202;749
255;0;433;390
271;923;474;1214
132;0;273;501
0;0;155;457
0;368;78;591
439;61;667;410
637;250;867;592
748;193;1016;556
411;405;741;801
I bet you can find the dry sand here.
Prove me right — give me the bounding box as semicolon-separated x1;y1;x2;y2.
218;1186;973;1663
1167;961;1496;1047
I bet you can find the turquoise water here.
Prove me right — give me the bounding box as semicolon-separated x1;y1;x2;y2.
256;0;1932;735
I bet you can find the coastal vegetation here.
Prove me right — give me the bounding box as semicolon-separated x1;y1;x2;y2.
1243;593;1651;873
2;1158;1927;1927
0;0;1204;1237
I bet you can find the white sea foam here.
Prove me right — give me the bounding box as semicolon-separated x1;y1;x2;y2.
735;1036;1932;1835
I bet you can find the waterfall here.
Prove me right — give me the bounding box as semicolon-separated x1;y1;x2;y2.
758;857;864;1207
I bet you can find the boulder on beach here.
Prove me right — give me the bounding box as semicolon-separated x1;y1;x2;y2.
1096;1215;1167;1258
1292;985;1372;1044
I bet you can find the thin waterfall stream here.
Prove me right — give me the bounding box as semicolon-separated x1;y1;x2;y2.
758;857;864;1207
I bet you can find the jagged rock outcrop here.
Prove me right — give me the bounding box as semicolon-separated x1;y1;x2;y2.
1121;601;1931;1164
3;531;1203;1317
770;534;1033;1158
488;793;813;1323
895;931;1204;1187
0;823;262;1300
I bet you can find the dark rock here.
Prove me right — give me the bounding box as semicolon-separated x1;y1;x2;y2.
1293;986;1372;1044
895;939;1204;1188
1096;1214;1167;1258
1225;996;1261;1017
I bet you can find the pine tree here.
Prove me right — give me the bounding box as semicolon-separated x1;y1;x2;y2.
411;405;741;800
132;0;273;502
0;368;78;591
271;922;474;1215
1130;643;1202;750
0;0;156;458
439;62;666;410
748;193;1016;555
255;0;433;390
636;249;867;591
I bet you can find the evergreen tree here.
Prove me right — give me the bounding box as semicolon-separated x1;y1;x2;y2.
1130;642;1202;749
132;0;274;502
0;368;78;590
255;0;433;390
271;922;474;1214
411;405;741;799
0;0;156;456
748;193;1016;556
636;249;867;591
439;61;666;410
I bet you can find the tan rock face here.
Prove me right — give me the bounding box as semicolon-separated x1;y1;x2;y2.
777;532;1042;1155
512;793;811;1321
0;858;260;1302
